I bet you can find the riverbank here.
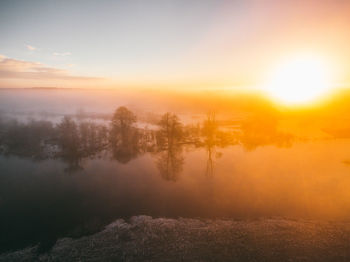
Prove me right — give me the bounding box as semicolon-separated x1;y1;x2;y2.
1;216;350;261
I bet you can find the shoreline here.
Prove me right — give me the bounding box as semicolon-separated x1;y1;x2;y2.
2;216;350;261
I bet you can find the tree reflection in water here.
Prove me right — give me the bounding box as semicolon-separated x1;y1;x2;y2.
0;107;294;178
155;113;184;181
202;112;217;177
109;106;139;164
156;146;184;182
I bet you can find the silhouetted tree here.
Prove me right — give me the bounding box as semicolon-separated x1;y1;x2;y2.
2;120;54;159
154;113;185;181
79;122;108;156
56;116;83;171
110;106;139;163
156;113;183;149
110;107;136;140
57;117;80;156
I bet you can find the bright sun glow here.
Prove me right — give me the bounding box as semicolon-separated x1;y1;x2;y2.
264;55;333;105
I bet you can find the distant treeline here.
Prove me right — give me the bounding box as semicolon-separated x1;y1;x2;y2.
0;107;293;180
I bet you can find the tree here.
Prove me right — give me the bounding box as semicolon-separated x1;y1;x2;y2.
156;113;183;149
57;116;80;154
109;106;139;163
155;113;184;181
110;106;136;145
2;120;54;159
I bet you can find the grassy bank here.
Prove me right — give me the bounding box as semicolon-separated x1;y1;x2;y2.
1;216;350;261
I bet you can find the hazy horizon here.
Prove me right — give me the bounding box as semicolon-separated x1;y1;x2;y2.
1;0;350;98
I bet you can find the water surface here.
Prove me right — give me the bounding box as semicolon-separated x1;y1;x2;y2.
2;138;350;252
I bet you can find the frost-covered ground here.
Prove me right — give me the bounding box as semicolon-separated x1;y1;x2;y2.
1;216;350;262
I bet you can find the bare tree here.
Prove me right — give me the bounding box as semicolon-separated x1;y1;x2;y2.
110;106;139;163
156;113;183;149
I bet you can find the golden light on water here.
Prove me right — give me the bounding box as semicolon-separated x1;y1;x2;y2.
263;55;333;105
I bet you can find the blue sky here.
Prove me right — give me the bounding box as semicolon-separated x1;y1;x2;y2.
0;1;221;78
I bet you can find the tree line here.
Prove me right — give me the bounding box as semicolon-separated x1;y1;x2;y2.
0;106;293;180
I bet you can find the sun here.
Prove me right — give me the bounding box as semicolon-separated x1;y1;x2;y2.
264;55;333;105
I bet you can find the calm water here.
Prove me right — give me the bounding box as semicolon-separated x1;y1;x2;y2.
1;89;350;252
2;139;350;252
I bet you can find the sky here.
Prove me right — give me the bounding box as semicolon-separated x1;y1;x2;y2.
1;0;350;90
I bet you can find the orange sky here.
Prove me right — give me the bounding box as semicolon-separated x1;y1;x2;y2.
0;0;350;91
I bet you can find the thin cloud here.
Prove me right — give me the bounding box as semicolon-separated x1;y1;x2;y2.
53;52;71;56
26;45;36;51
0;55;99;81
